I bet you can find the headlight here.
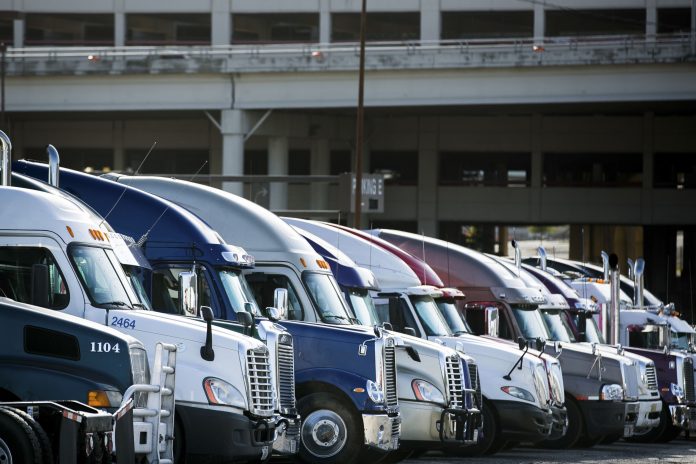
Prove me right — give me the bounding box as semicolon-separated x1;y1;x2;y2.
129;346;150;408
533;364;549;406
501;386;535;403
600;384;624;401
412;380;445;404
367;380;385;404
203;377;247;408
670;383;684;398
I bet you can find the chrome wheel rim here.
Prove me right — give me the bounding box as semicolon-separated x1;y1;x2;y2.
301;409;347;458
0;438;12;464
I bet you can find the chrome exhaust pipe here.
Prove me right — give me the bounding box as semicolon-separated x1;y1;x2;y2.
627;258;634;281
512;240;521;276
601;251;609;281
0;130;11;187
634;258;645;309
609;253;620;345
47;144;60;187
537;246;547;271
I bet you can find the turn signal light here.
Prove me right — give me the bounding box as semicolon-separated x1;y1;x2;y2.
88;390;111;407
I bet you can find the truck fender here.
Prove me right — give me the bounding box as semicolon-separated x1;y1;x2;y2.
561;374;605;399
295;368;376;413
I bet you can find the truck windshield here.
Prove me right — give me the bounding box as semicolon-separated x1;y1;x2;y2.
69;245;137;309
124;266;153;310
409;296;452;337
670;332;693;351
345;288;380;326
511;305;550;341
303;272;353;324
575;314;605;344
219;269;261;316
540;309;575;343
436;299;472;335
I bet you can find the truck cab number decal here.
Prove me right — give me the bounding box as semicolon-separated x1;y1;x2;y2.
111;316;136;329
90;342;121;353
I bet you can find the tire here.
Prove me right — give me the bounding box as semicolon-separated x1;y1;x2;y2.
87;433;111;464
0;407;42;464
598;432;623;445
173;415;186;464
443;399;502;457
656;423;683;443
297;393;362;464
502;440;519;450
0;406;53;464
625;402;669;444
538;397;582;449
574;433;605;448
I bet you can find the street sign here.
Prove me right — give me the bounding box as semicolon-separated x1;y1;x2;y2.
339;173;384;213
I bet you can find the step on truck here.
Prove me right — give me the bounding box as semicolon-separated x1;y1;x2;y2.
16;163;401;464
8;146;281;463
285;219;482;460
370;229;649;449
14;157;300;459
286;219;565;456
0;297;175;463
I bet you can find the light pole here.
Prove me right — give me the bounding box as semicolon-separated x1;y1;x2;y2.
353;0;367;228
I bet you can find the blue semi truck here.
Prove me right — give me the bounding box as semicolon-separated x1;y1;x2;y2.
16;160;402;464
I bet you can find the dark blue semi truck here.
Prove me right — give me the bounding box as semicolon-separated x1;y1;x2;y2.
16;160;402;464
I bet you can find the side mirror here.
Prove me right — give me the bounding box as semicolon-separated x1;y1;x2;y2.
577;312;587;341
178;270;198;317
381;322;394;331
517;336;528;351
199;305;215;362
485;306;499;338
264;306;281;322
273;288;288;319
535;337;546;352
237;311;254;336
31;264;50;308
403;327;417;337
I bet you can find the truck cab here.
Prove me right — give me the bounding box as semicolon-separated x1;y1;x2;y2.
288;220;564;455
72;173;402;464
10;159;279;463
285;218;482;457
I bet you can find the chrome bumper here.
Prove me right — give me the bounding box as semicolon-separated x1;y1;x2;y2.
272;415;301;455
634;400;662;432
622;401;640;437
362;414;401;451
669;404;689;429
399;401;480;444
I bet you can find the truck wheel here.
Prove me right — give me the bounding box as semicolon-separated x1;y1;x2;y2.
656;423;683;443
538;397;582;449
0;406;53;464
599;432;623;445
297;393;361;464
443;399;502;457
0;407;42;464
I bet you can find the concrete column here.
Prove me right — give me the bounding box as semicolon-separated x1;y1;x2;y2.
212;0;232;46
642;112;654;190
13;19;24;48
221;109;247;196
114;13;126;47
113;121;125;171
319;0;331;44
310;138;330;213
530;114;543;223
646;0;657;41
209;121;223;189
420;0;441;43
268;136;289;211
416;117;438;237
692;0;696;54
533;2;545;44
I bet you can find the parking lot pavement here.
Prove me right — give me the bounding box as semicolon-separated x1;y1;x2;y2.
406;439;696;463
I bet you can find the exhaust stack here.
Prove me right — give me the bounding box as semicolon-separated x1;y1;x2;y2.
537;246;547;271
634;258;645;309
47;144;60;187
512;240;521;276
601;251;609;281
0;130;11;186
627;258;634;281
609;253;620;345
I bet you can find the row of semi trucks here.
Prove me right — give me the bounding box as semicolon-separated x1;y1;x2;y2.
0;130;694;462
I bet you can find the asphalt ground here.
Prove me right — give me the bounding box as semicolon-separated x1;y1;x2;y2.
405;438;696;463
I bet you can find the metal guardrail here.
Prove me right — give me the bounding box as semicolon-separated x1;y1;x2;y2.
3;33;693;74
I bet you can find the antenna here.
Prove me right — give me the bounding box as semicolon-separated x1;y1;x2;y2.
446;237;451;288
101;141;158;225
135;159;208;247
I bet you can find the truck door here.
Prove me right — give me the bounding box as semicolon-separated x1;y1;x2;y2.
245;271;308;322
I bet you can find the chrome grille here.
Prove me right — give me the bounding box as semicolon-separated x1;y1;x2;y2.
391;417;401;441
623;362;640;400
384;344;398;408
277;340;296;411
645;364;658;391
247;347;275;416
467;361;481;408
445;355;464;410
684;357;695;403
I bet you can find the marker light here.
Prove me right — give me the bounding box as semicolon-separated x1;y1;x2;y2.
66;226;74;237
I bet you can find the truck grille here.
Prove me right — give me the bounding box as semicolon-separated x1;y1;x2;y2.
645;364;658;391
445;355;464;410
247;347;275;416
623;362;640;400
467;361;482;409
684;357;695;403
384;344;398;408
277;341;296;411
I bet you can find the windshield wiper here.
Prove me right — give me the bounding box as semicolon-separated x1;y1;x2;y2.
132;303;148;310
453;330;469;336
97;301;132;309
322;313;350;323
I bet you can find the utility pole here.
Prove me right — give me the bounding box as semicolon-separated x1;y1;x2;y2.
353;0;367;228
1;42;6;131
